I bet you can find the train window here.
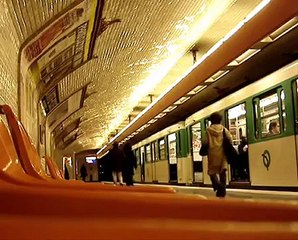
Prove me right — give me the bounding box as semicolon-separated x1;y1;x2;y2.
154;141;159;161
135;149;140;165
255;89;283;138
151;142;156;162
140;146;145;164
145;144;152;163
204;118;211;129
292;80;298;132
176;131;181;157
254;99;260;139
296;80;298;123
191;122;202;162
158;138;166;160
280;90;286;132
168;133;177;164
227;103;246;146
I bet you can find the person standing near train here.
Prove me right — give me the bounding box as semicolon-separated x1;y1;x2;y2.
110;141;125;185
123;142;137;186
80;164;88;181
206;112;233;197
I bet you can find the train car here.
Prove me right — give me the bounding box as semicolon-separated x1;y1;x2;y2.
133;122;192;184
186;60;297;188
133;60;298;189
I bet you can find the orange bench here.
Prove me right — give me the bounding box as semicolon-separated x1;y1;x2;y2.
44;156;64;180
0;176;297;222
0;118;296;222
0;104;297;221
0;107;298;239
0;215;297;240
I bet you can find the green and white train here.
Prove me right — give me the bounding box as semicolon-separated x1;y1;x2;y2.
133;60;298;188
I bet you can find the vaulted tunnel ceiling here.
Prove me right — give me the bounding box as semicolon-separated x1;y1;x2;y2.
1;0;296;156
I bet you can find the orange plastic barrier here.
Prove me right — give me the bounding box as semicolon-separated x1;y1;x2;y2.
44;156;64;180
1;104;298;238
0;177;297;223
0;215;297;240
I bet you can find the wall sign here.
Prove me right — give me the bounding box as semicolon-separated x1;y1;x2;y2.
20;0;103;86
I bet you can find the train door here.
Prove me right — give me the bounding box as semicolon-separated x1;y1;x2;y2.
134;148;141;182
191;121;203;183
157;138;168;183
293;79;298;174
226;103;249;183
168;133;178;183
140;146;145;182
145;144;153;182
250;87;297;186
151;142;157;182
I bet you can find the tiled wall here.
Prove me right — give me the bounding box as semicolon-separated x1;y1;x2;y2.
0;1;20;115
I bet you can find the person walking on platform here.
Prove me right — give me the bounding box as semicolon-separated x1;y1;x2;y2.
80;164;88;182
123;142;137;186
206;112;233;197
110;141;125;185
64;162;70;180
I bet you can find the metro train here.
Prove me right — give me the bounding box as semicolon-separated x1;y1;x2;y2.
132;60;298;189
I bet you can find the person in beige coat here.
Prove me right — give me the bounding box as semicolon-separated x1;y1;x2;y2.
206;112;233;197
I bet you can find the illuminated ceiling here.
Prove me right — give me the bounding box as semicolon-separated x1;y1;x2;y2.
0;0;270;153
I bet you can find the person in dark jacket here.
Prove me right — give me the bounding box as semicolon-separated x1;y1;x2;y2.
237;136;249;180
123;143;137;186
64;163;69;180
110;141;125;185
80;164;88;181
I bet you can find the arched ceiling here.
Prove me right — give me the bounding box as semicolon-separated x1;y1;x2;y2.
2;0;297;155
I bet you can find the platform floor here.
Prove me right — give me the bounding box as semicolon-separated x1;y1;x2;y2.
101;180;298;202
143;184;298;203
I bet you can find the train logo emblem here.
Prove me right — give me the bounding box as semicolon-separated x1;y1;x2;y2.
261;150;271;170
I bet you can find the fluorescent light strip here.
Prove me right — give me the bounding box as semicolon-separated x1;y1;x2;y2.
97;145;107;154
148;118;158;124
155;112;167;119
228;60;240;67
188;85;205;95
163;105;177;113
174;96;190;105
244;0;271;23
96;0;271;155
269;17;298;41
236;49;261;64
188;85;207;95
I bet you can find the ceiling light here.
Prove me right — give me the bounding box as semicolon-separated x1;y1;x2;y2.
236;49;261;64
155;112;167;119
174;96;190;105
227;60;240;67
269;16;298;41
205;70;230;83
148;118;158;124
187;85;207;95
163;105;177;113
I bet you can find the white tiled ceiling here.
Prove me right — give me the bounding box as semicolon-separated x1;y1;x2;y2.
0;0;263;153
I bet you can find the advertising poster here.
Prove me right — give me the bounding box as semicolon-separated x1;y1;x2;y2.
20;0;101;85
